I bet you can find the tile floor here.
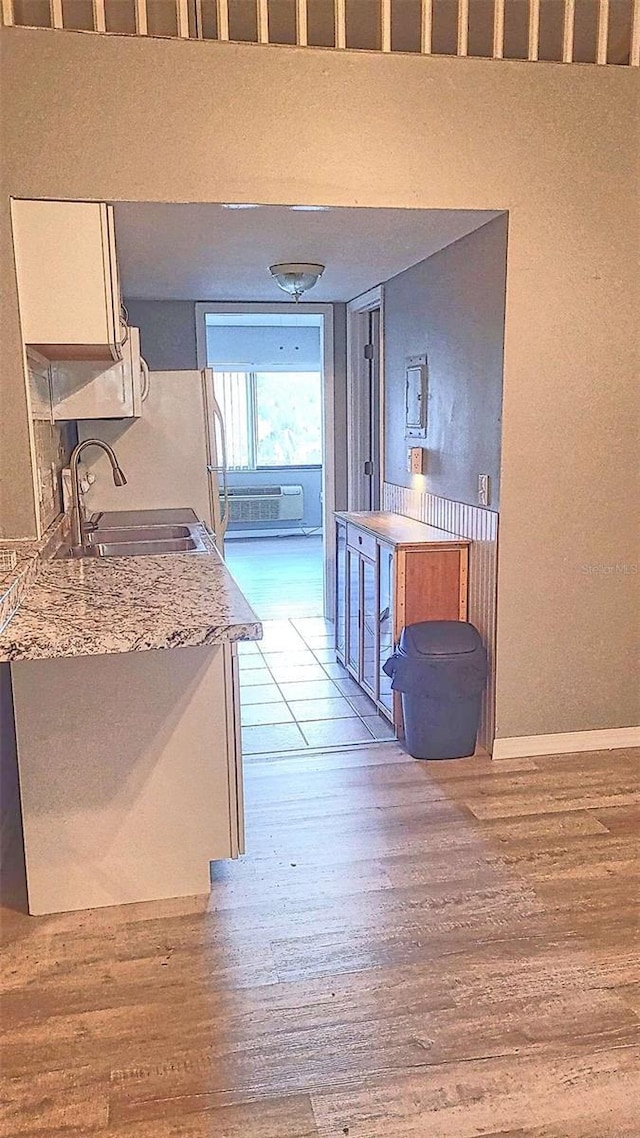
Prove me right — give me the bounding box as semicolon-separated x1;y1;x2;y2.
239;616;396;755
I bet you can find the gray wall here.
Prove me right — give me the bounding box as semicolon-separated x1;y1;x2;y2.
3;29;637;740
384;215;508;509
124;299;198;370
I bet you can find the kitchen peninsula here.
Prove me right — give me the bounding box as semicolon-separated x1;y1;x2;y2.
0;510;261;916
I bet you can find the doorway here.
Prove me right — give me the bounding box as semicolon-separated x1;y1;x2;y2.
346;286;383;511
196;303;335;620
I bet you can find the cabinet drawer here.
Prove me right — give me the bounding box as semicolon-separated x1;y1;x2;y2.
347;524;376;562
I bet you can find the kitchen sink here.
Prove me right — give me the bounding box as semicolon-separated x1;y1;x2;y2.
55;524;209;559
86;524;192;544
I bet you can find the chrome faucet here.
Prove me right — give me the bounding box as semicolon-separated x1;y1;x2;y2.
69;439;127;550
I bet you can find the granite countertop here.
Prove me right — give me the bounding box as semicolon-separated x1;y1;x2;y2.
335;511;470;548
0;513;262;663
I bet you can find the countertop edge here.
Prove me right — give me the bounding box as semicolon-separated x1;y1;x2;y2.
335;510;471;547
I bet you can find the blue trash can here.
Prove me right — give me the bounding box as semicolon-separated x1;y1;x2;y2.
383;621;488;760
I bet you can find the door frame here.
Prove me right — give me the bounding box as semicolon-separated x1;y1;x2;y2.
195;301;336;618
346;285;385;511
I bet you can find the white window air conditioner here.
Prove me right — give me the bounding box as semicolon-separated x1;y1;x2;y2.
226;484;304;523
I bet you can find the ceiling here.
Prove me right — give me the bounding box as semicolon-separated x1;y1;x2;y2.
113;203;501;304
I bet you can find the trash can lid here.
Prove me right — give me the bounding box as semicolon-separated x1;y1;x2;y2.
399;621;483;657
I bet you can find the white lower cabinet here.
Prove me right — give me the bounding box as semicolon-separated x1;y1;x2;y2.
11;643;244;915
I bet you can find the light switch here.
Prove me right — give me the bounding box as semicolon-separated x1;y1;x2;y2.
478;474;490;506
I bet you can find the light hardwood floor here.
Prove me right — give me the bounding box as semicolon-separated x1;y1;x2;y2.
1;745;639;1135
226;535;324;620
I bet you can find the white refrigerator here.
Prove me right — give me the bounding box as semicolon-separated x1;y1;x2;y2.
78;369;229;546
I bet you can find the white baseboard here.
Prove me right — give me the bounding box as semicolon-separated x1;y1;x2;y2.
492;726;640;760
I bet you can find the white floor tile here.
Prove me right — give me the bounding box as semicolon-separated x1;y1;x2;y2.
239;667;274;687
240;683;282;705
287;696;354;722
300;718;375;748
241;702;294;727
241;722;308;755
268;663;328;684
278;678;341;701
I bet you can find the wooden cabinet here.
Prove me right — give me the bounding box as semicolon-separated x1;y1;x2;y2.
11;199;125;361
335;512;469;729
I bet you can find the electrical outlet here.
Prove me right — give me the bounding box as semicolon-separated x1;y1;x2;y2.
409;447;426;475
478;473;490;506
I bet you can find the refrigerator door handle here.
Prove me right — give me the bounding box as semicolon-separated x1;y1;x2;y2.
212;402;229;537
202;369;229;545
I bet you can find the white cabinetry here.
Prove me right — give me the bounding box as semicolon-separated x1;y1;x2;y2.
11;643;244;915
50;327;147;420
11;199;125;361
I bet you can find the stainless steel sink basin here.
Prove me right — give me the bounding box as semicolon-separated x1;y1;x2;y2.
86;524;192;544
55;524;209;559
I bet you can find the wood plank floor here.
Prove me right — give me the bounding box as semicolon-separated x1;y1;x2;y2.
226;535;324;620
1;745;638;1136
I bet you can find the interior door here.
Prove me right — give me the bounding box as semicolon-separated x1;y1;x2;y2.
348;303;382;511
366;308;381;512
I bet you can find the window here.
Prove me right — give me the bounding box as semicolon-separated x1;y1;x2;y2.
213;370;322;469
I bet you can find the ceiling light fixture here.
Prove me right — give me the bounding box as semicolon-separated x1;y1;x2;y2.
289;205;330;212
268;262;325;302
221;203;261;210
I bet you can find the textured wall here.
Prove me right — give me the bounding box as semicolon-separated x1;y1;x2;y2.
384;215;507;508
0;29;638;739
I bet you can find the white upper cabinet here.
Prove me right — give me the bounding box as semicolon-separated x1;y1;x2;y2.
50;327;147;420
11;200;125;361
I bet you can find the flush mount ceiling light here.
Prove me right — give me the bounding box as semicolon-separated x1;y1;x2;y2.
269;262;325;302
289;205;330;212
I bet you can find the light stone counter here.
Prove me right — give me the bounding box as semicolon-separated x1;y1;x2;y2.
0;522;262;662
5;509;261;914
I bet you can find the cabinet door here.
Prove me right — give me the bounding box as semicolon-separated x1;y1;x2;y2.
50;328;142;420
361;555;377;699
347;549;360;678
378;541;395;717
11;200;122;360
335;521;347;662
